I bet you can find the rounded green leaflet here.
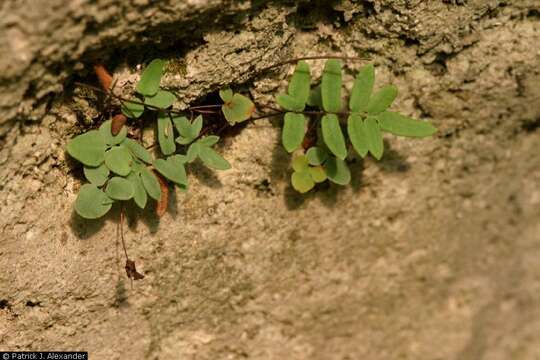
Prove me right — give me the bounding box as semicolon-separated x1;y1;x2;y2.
321;114;347;160
130;160;145;173
306;146;329;166
127;172;147;209
140;167;161;200
282;112;306;153
276;94;304;112
157;114;176;156
170;154;190;165
288;61;311;108
198;146;231;170
292;155;309;172
172;116;191;137
221;93;255;125
169;156;189;192
321;59;342;113
124;138;153;164
104;146;132;176
347;114;369;157
105;177;134;200
309;166;327;183
144;90;176;109
186;142;200;163
377;111;437;137
367;85;398;115
291;170;315;193
190;115;203;139
75;184;113;219
176;136;192;145
66;130;107;167
172;154;189;163
324;157;351;185
83;164;110;186
219;88;234;102
136;59;165;96
154;157;188;185
99;119;128;146
364;116;384;160
349;64;375;112
197;135;220;147
121;99;144;118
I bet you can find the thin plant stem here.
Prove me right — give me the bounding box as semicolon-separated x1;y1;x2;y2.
258;55;371;73
119;205;129;260
192;109;220;114
75;82;190;116
248;112;284;121
257;103;283;113
188;104;223;110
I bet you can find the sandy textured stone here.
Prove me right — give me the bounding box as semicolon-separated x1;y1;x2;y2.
1;1;539;359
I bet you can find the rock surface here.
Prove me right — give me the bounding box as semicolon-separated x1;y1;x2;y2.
1;0;539;359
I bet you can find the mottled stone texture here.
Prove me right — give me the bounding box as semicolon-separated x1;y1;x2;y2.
1;1;540;359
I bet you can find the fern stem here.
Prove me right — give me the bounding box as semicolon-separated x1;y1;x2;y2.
258;55;371;72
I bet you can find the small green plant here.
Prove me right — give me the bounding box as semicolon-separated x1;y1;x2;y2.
277;60;436;193
68;60;254;221
68;56;436;280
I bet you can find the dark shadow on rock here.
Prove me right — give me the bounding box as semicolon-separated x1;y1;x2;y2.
253;178;277;198
313;181;340;208
68;204;116;240
268;0;345;29
125;198;160;235
168;185;181;219
283;181;342;210
124;182;185;234
269;131;290;184
64;151;91;183
374;141;411;173
190;161;223;189
84;2;256;69
283;180;343;210
283;156;366;210
349;157;365;192
112;277;129;308
283;184;307;210
69;198;162;239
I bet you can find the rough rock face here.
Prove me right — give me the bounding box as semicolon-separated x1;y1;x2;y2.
1;1;539;359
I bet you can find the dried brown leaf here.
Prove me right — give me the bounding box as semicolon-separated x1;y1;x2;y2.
94;64;113;91
111;114;127;136
155;172;168;217
125;259;144;280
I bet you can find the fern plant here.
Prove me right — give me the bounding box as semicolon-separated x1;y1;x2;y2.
278;60;436;192
67;59;255;220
